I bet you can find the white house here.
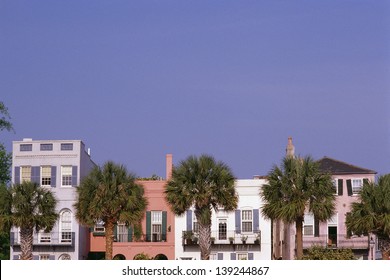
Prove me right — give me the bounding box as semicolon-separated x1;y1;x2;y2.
174;178;272;260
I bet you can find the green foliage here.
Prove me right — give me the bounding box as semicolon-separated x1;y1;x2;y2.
301;246;355;260
0;231;10;260
165;154;237;260
346;174;390;256
74;161;147;259
261;156;336;259
0;144;12;185
133;252;152;260
0;181;58;259
0;101;13;132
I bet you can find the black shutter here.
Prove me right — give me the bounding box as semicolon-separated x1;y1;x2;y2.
51;166;56;187
314;217;320;237
346;180;352;196
72;166;78;187
31;166;40;184
338;179;343;196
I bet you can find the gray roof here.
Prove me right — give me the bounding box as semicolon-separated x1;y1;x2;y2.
317;156;376;175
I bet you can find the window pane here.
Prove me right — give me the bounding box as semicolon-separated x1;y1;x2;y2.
20;144;32;151
62;166;72;186
61;143;73;151
41;166;51;186
21;166;31;182
40;144;53;151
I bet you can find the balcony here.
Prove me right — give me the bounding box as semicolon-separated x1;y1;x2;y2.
303;234;369;250
182;230;262;250
114;233;167;243
10;232;75;247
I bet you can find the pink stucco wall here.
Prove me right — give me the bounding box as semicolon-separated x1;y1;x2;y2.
89;155;175;260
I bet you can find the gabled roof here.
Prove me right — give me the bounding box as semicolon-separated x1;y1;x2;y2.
317;156;376;175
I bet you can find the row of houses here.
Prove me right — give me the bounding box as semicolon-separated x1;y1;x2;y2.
9;138;378;260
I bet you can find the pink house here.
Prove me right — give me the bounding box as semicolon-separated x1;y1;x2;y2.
89;154;175;260
302;157;377;259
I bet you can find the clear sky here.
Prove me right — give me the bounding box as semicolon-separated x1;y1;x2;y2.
1;1;389;179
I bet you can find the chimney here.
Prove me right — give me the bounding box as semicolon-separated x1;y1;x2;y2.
166;154;173;180
286;137;295;157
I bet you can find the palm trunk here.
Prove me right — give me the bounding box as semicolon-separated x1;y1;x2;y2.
198;222;211;260
274;219;281;259
380;238;390;260
105;220;114;260
295;217;303;260
20;227;33;260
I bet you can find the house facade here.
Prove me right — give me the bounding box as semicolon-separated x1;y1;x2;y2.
272;138;377;259
175;178;272;260
89;154;175;260
10;139;96;260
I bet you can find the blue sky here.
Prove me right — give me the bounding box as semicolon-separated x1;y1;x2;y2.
1;1;389;178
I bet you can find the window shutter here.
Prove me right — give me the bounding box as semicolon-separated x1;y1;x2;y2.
217;253;223;260
49;255;55;260
230;253;236;260
146;211;151;241
235;210;241;233
346;179;352;196
31;166;40;184
114;224;118;241
51;166;56;187
248;253;254;260
128;226;133;242
337;179;343;196
314;217;320;237
253;209;259;232
33;255;39;260
14;167;20;184
162;211;167;241
186;210;193;231
71;166;78;187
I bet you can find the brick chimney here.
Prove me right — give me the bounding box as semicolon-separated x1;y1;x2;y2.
166;154;173;180
286;137;295;157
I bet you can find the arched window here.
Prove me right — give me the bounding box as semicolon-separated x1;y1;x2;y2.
60;210;72;243
59;254;71;260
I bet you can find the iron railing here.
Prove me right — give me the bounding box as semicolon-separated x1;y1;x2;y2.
182;230;261;246
114;233;167;243
303;234;369;249
10;232;75;247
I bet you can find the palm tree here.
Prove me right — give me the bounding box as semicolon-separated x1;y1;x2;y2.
261;156;336;259
74;161;147;260
0;181;58;260
346;174;390;260
165;154;237;260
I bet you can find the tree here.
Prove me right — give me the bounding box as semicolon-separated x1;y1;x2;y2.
0;181;58;260
346;174;390;260
261;156;336;259
74;161;147;260
0;101;13;132
301;246;355;260
165;154;238;260
0;143;12;184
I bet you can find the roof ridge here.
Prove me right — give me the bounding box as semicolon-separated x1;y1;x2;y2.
318;156;376;174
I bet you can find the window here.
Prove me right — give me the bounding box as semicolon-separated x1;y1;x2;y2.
193;215;199;233
61;166;72;187
151;211;162;242
209;254;217;260
40;144;53;151
117;223;127;242
60;210;72;243
303;213;314;236
59;254;71;260
332;179;338;194
237;253;248;260
352;179;363;194
39;254;50;260
61;143;73;151
39;231;51;243
242;210;253;232
20;144;32;151
21;166;31;182
41;166;51;187
94;221;105;233
218;219;227;240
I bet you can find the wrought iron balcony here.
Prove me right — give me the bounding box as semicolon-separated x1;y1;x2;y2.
182;230;261;247
114;233;167;243
10;232;75;247
303;234;369;249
